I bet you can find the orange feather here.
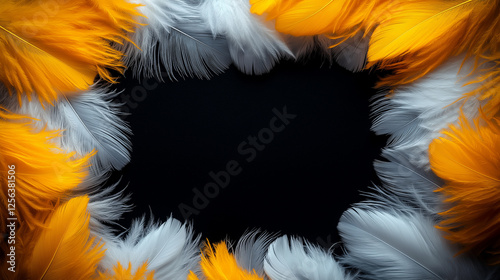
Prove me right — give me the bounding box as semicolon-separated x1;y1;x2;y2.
0;0;142;104
189;241;264;280
0;109;93;266
429;114;500;264
98;262;155;280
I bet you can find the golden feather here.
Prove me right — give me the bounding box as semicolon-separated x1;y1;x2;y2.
429;114;500;264
98;262;155;280
0;0;142;104
189;241;264;280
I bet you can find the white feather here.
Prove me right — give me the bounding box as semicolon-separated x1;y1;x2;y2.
330;31;370;72
264;236;354;280
235;230;276;276
0;86;132;187
101;217;201;279
371;55;488;167
121;0;231;80
199;0;293;75
338;207;496;280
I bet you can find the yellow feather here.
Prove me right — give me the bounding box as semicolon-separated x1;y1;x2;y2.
429;114;500;264
191;241;264;280
367;0;500;87
98;262;155;280
0;109;93;271
0;0;142;104
22;196;105;280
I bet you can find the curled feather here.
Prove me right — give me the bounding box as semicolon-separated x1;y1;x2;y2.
0;0;142;104
429;114;500;264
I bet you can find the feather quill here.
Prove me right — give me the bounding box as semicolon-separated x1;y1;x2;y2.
25;196;105;280
189;241;264;280
0;0;141;104
338;207;496;279
118;0;231;81
264;236;354;280
100;217;200;279
0;86;132;188
429;114;500;264
199;0;293;75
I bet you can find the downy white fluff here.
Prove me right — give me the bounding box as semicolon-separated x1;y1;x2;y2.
121;0;231;80
264;236;354;280
371;55;488;167
100;217;201;279
338;207;497;280
0;86;132;188
199;0;293;75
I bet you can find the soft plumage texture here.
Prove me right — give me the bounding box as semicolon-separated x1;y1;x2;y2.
0;109;92;258
200;0;292;75
429;114;500;264
0;86;132;188
189;241;264;280
235;231;276;275
371;55;486;167
98;262;154;280
367;0;500;88
372;148;444;216
0;0;141;104
22;196;105;280
264;236;354;280
118;0;231;80
338;207;496;280
100;217;200;279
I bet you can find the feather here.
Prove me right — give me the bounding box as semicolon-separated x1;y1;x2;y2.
118;0;231;81
371;55;487;167
235;231;276;275
26;196;105;280
0;0;141;104
264;236;354;280
100;217;200;279
190;241;264;280
367;0;500;88
98;262;154;280
372;148;444;216
338;207;496;280
429;114;500;264
199;0;293;75
0;85;132;188
0;109;93;256
330;31;370;72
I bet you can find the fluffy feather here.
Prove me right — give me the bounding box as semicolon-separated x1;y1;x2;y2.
0;86;132;187
118;0;231;80
0;109;92;258
200;0;293;75
235;231;276;275
429;114;500;264
367;0;500;88
23;196;105;280
98;262;154;280
371;55;486;167
0;0;141;104
338;207;496;279
189;241;264;280
264;236;354;280
100;217;200;279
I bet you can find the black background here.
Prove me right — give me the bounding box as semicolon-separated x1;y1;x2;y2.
110;54;387;249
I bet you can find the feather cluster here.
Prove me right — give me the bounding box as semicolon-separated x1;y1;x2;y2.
0;0;498;278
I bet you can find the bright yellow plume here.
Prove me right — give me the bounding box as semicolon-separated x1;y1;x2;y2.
429;114;500;264
0;0;142;104
98;262;155;280
189;241;264;280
